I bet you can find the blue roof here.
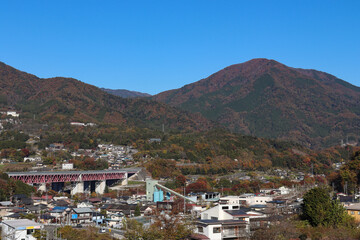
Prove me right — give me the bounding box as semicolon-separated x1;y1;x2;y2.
250;204;267;208
268;200;285;204
53;206;67;210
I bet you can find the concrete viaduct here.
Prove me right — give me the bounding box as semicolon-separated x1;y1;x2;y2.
7;169;140;195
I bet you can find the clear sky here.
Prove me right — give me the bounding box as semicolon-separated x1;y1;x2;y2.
0;1;359;95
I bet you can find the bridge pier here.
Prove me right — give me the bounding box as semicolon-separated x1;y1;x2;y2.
95;180;106;194
71;182;84;195
121;172;128;186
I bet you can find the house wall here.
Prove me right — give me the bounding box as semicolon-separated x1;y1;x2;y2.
1;225;36;240
196;224;222;240
200;204;238;220
239;196;273;205
347;209;360;222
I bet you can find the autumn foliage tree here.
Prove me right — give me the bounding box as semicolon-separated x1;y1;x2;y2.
186;177;210;193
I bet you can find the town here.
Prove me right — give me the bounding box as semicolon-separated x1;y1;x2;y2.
1;2;360;238
0;111;359;240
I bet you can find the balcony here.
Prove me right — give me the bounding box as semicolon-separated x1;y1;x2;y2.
222;228;249;239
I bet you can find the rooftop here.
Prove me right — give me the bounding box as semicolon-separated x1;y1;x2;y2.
224;209;249;217
2;219;43;229
73;207;93;213
198;219;247;225
346;203;360;211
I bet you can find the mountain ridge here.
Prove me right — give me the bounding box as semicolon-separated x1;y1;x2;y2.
101;88;151;98
153;58;360;148
0;61;214;132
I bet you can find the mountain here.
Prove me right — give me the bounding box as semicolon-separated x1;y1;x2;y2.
101;88;151;98
153;58;360;148
0;62;213;131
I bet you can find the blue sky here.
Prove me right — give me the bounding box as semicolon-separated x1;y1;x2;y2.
0;1;359;94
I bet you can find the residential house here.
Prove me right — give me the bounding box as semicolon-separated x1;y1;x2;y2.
346;203;360;222
26;204;48;214
1;219;42;240
69;207;94;224
236;194;273;206
106;213;124;228
92;212;106;225
195;203;250;240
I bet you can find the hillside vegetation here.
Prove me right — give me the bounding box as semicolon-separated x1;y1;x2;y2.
0;62;213;132
154;58;360;148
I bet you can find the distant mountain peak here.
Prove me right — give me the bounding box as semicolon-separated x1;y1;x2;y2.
0;61;213;132
101;88;151;98
153;59;360;148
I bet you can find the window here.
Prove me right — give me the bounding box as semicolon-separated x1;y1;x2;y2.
358;211;360;215
222;206;229;209
198;227;203;233
233;206;239;209
351;211;355;215
213;227;221;233
27;229;34;235
211;217;218;220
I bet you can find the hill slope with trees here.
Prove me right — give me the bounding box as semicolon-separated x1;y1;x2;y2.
101;88;151;98
153;58;360;148
0;61;213;132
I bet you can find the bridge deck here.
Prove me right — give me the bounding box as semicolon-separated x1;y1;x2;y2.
7;168;140;184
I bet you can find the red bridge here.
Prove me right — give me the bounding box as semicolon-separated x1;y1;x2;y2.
7;169;139;184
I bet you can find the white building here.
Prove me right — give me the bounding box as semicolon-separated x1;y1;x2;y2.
70;122;85;126
195;203;250;240
278;186;290;195
237;194;273;206
23;156;41;162
62;163;74;170
6;111;19;117
1;219;43;240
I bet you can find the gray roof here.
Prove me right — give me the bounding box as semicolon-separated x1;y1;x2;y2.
2;219;43;229
224;209;249;216
0;201;12;206
346;203;360;211
73;207;93;213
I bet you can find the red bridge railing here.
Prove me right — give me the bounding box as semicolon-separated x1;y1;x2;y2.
8;171;128;184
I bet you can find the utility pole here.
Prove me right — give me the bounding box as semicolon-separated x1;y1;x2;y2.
183;186;186;214
345;181;348;195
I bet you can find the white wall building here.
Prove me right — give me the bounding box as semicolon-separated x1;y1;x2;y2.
6;111;19;117
195;203;250;240
1;219;43;240
62;163;74;170
237;194;273;206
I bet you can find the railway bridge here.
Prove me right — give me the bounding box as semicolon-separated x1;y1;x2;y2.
7;168;140;195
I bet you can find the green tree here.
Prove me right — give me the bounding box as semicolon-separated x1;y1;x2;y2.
134;204;141;217
301;187;354;227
